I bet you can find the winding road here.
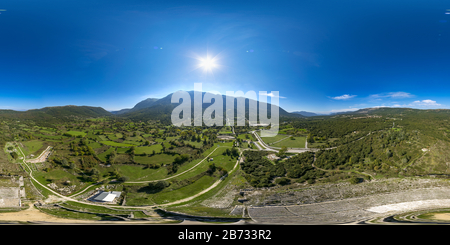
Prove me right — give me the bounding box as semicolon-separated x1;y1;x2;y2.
8;127;392;221
15;143;241;210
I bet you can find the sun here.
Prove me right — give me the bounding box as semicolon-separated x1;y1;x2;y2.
187;51;225;76
199;58;216;70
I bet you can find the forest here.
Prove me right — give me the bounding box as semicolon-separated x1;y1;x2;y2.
240;151;323;187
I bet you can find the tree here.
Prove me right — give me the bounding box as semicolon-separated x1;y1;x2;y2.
10;151;18;160
174;155;181;163
275;177;291;185
118;176;129;182
307;133;315;143
277;146;287;157
61;158;69;167
207;163;216;175
87;146;95;155
155;180;169;189
90;168;100;176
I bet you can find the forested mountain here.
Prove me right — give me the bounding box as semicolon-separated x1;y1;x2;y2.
111;98;159;115
118;90;303;124
0;105;111;126
291;111;323;117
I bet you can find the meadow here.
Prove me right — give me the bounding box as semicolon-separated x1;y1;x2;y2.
272;136;306;148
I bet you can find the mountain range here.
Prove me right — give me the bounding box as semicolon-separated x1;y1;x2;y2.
2;90;447;124
113;90;303;124
291;110;365;117
0;90;303;124
291;111;325;117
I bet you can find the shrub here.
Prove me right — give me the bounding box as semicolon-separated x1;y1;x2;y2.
118;176;129;182
275;177;291;186
10;152;18;159
349;177;361;184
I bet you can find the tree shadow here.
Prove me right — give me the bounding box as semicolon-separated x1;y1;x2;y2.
137;185;165;194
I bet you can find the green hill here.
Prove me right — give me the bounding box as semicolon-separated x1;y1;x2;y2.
0;105;111;126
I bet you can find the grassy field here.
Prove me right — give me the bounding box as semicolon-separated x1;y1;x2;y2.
98;135;109;141
97;147;115;162
32;169;84;187
100;141;135;147
237;134;252;140
40;130;56;135
183;140;203;148
134;153;178;165
116;164;169;181
116;148;132;154
125;174;218;206
258;132;290;144
272;136;306;148
279;127;294;134
21;140;44;156
64;131;87;137
153;175;217;204
122;140;142;146
33;134;63;140
134;144;163;154
87;142;103;149
108;135;118;140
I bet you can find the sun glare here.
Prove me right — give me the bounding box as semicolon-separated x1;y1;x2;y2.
200;58;216;69
187;51;225;76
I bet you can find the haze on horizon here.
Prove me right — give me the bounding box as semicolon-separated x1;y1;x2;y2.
1;0;450;114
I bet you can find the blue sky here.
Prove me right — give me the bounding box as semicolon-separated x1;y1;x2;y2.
1;0;450;113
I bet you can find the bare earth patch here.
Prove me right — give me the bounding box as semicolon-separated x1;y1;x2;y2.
431;213;450;221
0;202;174;224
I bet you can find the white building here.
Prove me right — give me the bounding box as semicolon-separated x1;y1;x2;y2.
93;191;122;202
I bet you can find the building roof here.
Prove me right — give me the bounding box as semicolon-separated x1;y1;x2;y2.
93;191;122;202
111;191;122;197
102;193;116;202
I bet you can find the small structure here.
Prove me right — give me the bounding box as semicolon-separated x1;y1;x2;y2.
209;158;213;161
267;154;280;161
93;191;122;202
422;148;429;152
